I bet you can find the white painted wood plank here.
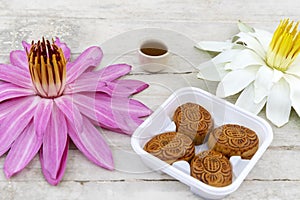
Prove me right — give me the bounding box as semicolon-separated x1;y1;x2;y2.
0;0;299;23
0;18;240;54
0;148;170;182
0;148;299;182
0;180;299;200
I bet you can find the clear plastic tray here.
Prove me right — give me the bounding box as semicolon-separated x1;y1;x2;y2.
131;87;273;199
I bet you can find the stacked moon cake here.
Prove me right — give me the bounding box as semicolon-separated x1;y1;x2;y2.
208;124;259;159
144;132;195;164
173;102;213;145
190;150;232;187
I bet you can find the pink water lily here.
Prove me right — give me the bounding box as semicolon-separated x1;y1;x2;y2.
0;38;151;185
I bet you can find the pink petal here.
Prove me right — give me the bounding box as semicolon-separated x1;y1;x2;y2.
97;64;131;81
54;95;83;133
40;139;69;186
0;82;35;102
94;80;149;98
0;64;32;89
106;80;149;96
65;68;145;97
34;99;53;136
4;122;42;178
22;41;31;52
0;96;39;156
40;104;68;185
72;93;119;129
96;93;152;118
124;98;152;117
54;37;71;61
0;97;31;120
64;64;132;94
96;93;149;134
73;93;150;134
67;116;114;170
64;78;107;94
66;46;103;84
10;50;29;70
64;64;139;96
127;117;144;127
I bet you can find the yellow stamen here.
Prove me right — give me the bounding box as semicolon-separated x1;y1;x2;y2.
52;54;62;92
27;37;67;98
266;19;300;71
40;55;48;93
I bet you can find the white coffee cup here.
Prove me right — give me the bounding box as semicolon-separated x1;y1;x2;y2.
138;39;169;73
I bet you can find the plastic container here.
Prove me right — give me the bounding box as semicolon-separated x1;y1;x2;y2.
131;87;273;199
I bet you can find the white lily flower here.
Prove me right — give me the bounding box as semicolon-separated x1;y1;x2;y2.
196;19;300;127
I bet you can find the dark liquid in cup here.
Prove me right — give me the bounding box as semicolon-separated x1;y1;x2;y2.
140;48;167;56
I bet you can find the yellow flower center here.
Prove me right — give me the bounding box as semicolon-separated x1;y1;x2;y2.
266;19;300;72
27;38;66;98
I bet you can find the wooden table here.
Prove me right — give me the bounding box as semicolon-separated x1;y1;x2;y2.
0;1;299;199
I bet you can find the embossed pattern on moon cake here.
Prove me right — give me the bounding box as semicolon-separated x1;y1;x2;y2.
144;132;195;164
191;150;232;187
208;124;259;159
173;102;213;145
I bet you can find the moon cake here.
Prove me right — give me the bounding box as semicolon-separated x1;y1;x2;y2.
191;150;232;187
208;124;259;159
173;102;213;145
143;132;195;164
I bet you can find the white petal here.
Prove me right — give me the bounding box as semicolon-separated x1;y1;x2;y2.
236;32;266;59
272;69;284;82
237;21;254;33
284;74;300;117
216;66;258;97
212;49;242;64
253;65;274;103
235;84;267;114
224;49;265;70
197;61;228;81
286;58;300;77
250;28;272;52
266;79;291;127
195;41;233;52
